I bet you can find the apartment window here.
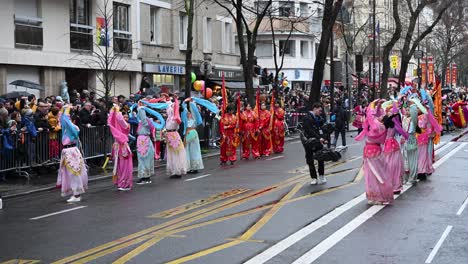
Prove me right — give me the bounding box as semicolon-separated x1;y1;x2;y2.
150;7;161;44
254;1;270;14
279;2;294;17
14;0;43;48
113;3;132;54
203;17;213;52
70;0;92;51
279;40;295;57
300;3;309;17
300;41;309;58
222;22;233;53
179;12;188;49
256;42;273;58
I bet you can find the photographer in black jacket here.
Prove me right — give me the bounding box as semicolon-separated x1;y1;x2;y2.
301;103;328;185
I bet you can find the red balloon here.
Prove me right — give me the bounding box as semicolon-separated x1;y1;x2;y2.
203;88;213;99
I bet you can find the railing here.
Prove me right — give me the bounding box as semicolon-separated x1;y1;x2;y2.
113;30;132;54
14;20;43;48
0;126;113;180
70;24;93;51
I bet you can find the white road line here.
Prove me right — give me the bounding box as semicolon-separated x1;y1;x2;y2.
292;204;386;264
434;143;467;168
435;142;454;155
266;156;284;161
425;225;453;263
288;143;466;264
184;174;212;182
456;195;468;216
30;206;87;220
244;194;366;264
434;141;447;151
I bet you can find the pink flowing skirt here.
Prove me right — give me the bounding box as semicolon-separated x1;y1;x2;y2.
57;147;88;197
166;132;187;175
364;155;394;204
418;144;434;174
383;150;404;192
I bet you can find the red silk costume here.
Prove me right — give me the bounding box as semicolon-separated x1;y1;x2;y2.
220;113;238;163
259;109;272;156
273;107;285;153
241;109;260;159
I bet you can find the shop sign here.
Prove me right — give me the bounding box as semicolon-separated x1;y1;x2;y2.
143;64;185;75
213;69;243;80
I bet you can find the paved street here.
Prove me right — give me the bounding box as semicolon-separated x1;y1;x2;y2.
1;131;468;264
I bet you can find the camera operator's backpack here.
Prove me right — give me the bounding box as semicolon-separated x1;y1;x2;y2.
314;149;342;162
299;131;323;152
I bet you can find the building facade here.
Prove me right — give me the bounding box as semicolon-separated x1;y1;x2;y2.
138;0;242;94
252;0;323;92
0;0;142;98
0;0;241;99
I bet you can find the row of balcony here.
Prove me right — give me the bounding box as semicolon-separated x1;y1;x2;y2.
14;22;132;54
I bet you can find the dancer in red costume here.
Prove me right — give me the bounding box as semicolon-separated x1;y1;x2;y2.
220;105;238;165
241;103;260;159
258;102;272;156
272;101;285;153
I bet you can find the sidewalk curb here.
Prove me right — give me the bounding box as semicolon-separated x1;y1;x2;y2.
3;136;300;199
450;128;468;142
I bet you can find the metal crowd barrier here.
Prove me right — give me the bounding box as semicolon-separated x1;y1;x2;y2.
285;111;306;134
0;126;114;181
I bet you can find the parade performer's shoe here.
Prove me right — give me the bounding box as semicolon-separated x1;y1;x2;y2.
170;175;182;179
319;175;327;184
118;187;131;191
310;178;319;185
220;162;227;165
417;173;427;181
188;170;198;174
137;178;152;185
67;196;81;203
230;161;235;165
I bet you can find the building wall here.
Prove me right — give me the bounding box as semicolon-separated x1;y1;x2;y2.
0;0;15;49
6;65;42;98
0;0;142;97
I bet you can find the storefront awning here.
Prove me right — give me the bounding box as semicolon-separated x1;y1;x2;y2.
213;81;246;89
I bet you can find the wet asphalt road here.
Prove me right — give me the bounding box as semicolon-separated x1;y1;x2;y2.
0;131;468;264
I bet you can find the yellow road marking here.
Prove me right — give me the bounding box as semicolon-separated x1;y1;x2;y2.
225;238;265;243
109;179;306;264
166;181;306;264
54;156;361;264
148;188;251;218
111;236;164;264
56;175;306;264
0;260;40;264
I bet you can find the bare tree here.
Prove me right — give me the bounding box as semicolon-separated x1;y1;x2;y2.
71;0;131;105
379;0;402;97
212;0;272;105
430;0;467;87
307;0;344;108
183;0;196;98
266;10;312;94
397;0;453;85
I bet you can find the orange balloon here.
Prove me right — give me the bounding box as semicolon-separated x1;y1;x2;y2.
194;80;204;91
203;88;213;98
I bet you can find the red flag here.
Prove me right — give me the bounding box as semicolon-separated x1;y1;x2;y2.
221;72;227;116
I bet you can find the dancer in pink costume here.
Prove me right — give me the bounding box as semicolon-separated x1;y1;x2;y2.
382;102;408;194
108;105;133;191
416;106;442;178
356;100;394;205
